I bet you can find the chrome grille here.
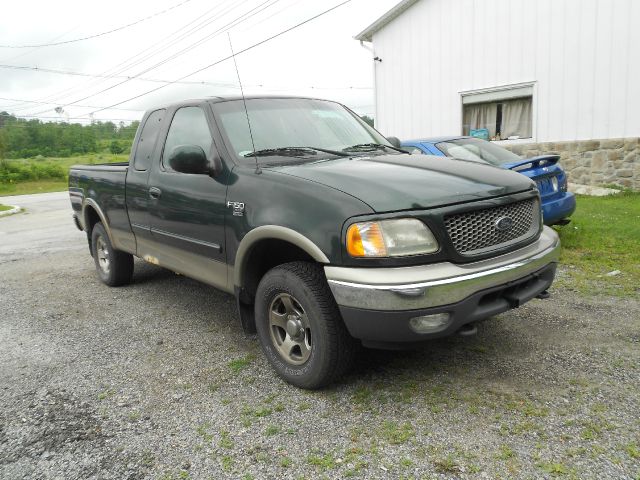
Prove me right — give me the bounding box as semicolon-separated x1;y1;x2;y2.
444;198;540;255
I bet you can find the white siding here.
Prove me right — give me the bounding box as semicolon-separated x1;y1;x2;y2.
371;0;640;142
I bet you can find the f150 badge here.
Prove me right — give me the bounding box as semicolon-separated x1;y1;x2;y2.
227;201;245;216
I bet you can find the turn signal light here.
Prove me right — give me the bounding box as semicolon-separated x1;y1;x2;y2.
347;222;387;257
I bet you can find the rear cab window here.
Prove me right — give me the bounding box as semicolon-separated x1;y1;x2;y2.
133;109;165;171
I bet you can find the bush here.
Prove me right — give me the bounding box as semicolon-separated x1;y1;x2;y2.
110;141;124;154
0;160;66;183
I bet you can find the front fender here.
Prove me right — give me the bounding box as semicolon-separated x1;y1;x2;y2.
233;225;330;287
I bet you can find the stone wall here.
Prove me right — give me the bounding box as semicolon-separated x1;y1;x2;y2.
502;137;639;190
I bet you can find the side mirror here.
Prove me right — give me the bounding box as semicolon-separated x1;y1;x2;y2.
168;145;210;175
386;136;401;148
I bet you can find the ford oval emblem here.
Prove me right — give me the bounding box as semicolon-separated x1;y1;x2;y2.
495;216;514;231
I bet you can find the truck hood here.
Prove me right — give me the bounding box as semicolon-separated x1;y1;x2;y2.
271;154;535;213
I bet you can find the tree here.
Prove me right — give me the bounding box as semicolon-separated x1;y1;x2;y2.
0;113;138;158
110;140;124;154
360;115;374;127
0;129;6;159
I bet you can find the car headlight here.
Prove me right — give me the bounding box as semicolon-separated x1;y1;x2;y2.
551;176;559;192
346;218;439;257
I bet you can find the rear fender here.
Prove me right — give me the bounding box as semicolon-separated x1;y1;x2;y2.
83;199;115;245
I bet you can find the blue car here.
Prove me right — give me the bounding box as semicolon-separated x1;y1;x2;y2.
401;136;576;226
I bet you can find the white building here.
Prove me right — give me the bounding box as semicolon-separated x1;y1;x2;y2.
356;0;640;188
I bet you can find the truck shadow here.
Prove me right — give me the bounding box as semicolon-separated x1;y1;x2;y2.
125;259;540;388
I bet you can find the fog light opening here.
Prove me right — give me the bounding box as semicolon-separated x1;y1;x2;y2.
409;313;450;333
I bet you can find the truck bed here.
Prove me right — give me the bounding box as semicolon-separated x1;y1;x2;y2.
69;163;131;244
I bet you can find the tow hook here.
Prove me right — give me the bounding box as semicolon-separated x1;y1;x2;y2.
536;290;551;299
457;324;478;336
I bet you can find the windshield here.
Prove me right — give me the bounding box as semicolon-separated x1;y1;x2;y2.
212;98;392;162
435;138;522;166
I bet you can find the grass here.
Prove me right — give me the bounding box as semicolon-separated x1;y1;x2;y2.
538;461;573;476
554;191;640;297
379;421;415;445
219;430;234;449
496;445;516;460
227;354;256;373
0;179;70;196
625;443;640;459
0;203;13;211
306;452;336;471
433;455;461;474
0;153;128;196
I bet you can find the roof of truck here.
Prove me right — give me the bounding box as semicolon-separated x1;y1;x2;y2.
152;95;337;110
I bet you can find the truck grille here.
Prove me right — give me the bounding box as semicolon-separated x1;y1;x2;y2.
444;198;540;255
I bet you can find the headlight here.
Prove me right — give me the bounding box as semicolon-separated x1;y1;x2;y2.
346;218;439;257
551;176;559;192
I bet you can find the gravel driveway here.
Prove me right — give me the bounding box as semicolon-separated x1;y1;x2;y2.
1;193;638;479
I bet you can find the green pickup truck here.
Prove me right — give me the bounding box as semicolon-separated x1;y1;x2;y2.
69;96;560;389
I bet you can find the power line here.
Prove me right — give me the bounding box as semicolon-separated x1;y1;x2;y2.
27;0;282;116
85;0;353;116
57;0;279;109
0;111;139;122
0;96;144;111
3;0;245;112
0;25;82;63
0;0;194;48
0;64;241;87
0;64;372;90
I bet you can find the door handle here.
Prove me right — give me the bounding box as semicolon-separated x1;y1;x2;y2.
149;187;162;199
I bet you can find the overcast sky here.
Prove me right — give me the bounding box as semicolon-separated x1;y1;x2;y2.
0;0;398;125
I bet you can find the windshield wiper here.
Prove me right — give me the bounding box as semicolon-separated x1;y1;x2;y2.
243;147;316;158
342;143;408;154
243;146;349;158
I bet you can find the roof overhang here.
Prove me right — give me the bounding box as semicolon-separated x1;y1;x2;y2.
354;0;420;42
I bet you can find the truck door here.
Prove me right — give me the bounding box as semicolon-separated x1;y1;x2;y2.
125;108;165;251
144;104;229;290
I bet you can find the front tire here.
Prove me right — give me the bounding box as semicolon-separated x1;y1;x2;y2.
91;222;134;287
255;262;355;389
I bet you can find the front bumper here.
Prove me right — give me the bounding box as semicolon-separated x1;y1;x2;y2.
325;226;560;346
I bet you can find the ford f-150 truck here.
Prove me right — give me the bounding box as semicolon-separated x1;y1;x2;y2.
69;96;560;389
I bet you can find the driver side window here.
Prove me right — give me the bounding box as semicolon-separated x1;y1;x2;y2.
162;107;213;170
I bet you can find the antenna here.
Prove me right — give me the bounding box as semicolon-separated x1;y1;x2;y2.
227;32;260;174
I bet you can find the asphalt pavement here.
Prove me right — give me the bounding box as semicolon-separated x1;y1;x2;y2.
0;192;85;261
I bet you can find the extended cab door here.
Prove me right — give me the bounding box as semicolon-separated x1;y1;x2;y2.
144;103;230;290
125;108;166;250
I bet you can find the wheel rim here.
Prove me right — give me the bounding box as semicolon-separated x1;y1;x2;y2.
268;293;312;365
96;236;110;274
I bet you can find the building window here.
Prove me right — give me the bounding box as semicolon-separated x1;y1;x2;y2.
461;84;533;141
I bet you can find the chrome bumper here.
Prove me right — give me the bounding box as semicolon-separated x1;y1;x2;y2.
325;226;560;311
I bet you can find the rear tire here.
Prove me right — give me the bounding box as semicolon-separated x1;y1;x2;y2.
91;222;133;287
255;262;355;389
